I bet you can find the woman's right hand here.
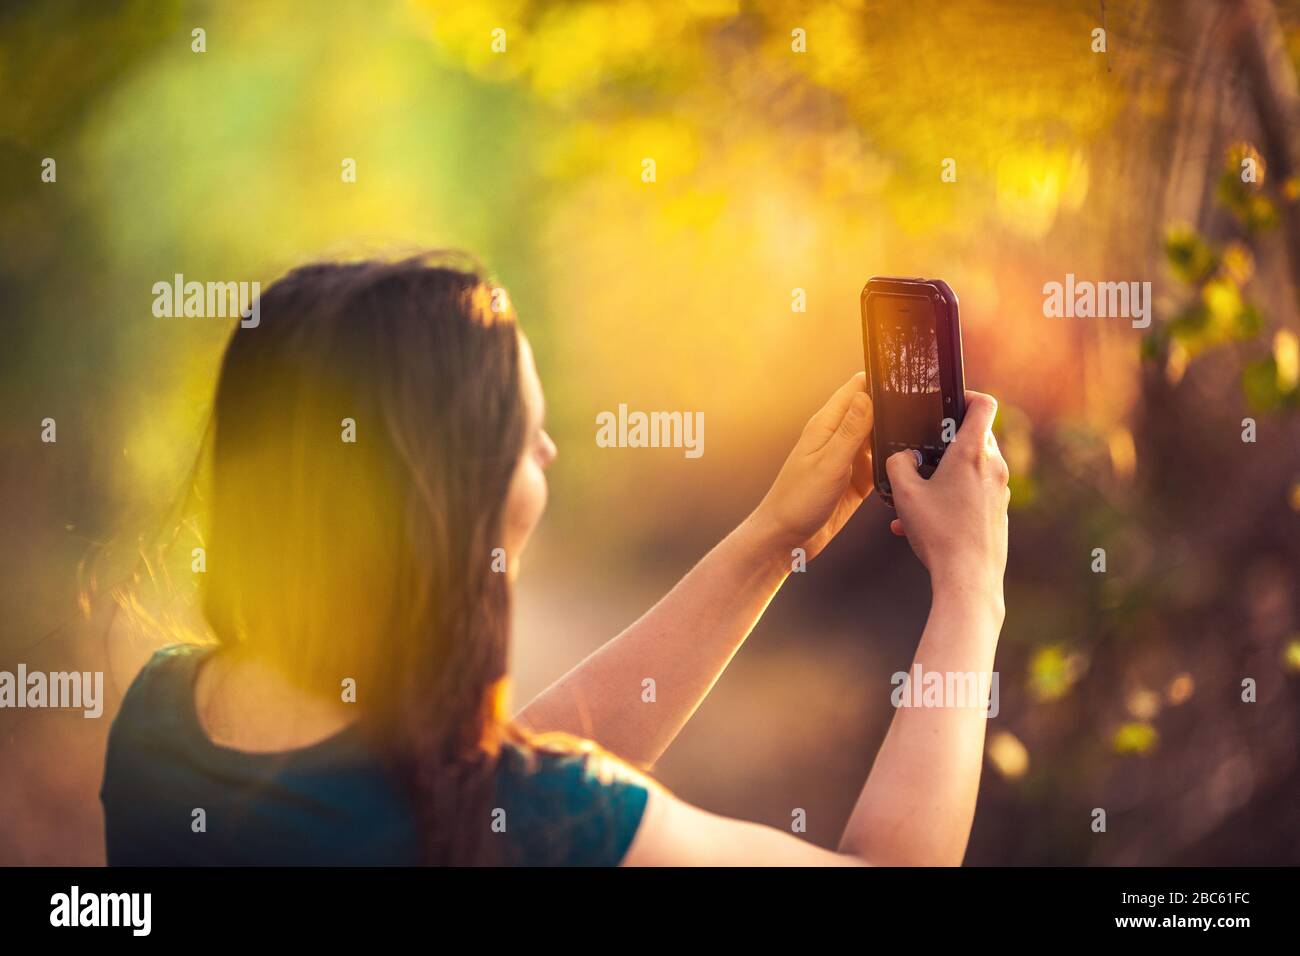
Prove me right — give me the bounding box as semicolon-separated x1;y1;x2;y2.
885;391;1010;608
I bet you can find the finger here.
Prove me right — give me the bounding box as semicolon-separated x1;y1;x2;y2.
824;393;874;472
987;430;1011;485
885;449;924;496
849;440;874;499
805;372;868;449
986;427;1007;466
955;391;998;444
889;518;905;536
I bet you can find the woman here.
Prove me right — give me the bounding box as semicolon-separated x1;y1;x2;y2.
101;253;1010;866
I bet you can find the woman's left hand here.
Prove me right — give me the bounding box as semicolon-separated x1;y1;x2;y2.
748;372;875;564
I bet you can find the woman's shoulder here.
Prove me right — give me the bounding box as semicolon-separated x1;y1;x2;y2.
110;641;213;734
495;738;651;867
127;641;211;696
143;641;213;668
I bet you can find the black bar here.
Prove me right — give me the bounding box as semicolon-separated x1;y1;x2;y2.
0;866;1287;942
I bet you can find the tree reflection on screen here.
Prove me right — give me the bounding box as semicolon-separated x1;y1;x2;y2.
880;315;939;395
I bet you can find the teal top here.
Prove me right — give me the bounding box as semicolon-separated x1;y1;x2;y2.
101;644;648;866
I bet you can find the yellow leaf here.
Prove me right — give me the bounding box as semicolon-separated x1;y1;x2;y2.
1284;639;1300;673
1108;426;1137;482
1273;330;1299;391
1029;644;1084;701
1113;721;1158;755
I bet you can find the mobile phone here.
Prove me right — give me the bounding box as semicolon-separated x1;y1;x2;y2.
859;276;967;507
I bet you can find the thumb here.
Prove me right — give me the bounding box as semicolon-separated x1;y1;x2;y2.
885;449;924;496
824;393;872;469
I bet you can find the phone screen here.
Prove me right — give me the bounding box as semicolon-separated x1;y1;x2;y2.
868;294;945;461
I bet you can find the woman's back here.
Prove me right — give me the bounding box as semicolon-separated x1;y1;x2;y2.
101;645;648;866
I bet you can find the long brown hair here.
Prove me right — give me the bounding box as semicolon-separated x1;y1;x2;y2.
203;253;530;864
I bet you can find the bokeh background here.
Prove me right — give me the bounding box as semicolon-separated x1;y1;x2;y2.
2;0;1298;865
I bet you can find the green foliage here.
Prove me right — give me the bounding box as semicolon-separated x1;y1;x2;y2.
1162;224;1218;285
1146;144;1290;382
1243;354;1300;411
1217;143;1278;232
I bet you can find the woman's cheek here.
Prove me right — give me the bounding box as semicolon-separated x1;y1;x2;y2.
521;462;548;529
504;461;547;558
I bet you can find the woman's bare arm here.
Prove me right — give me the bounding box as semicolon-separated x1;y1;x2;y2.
515;517;792;767
837;585;1002;865
517;373;875;768
623;583;1002;867
623;392;1010;865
